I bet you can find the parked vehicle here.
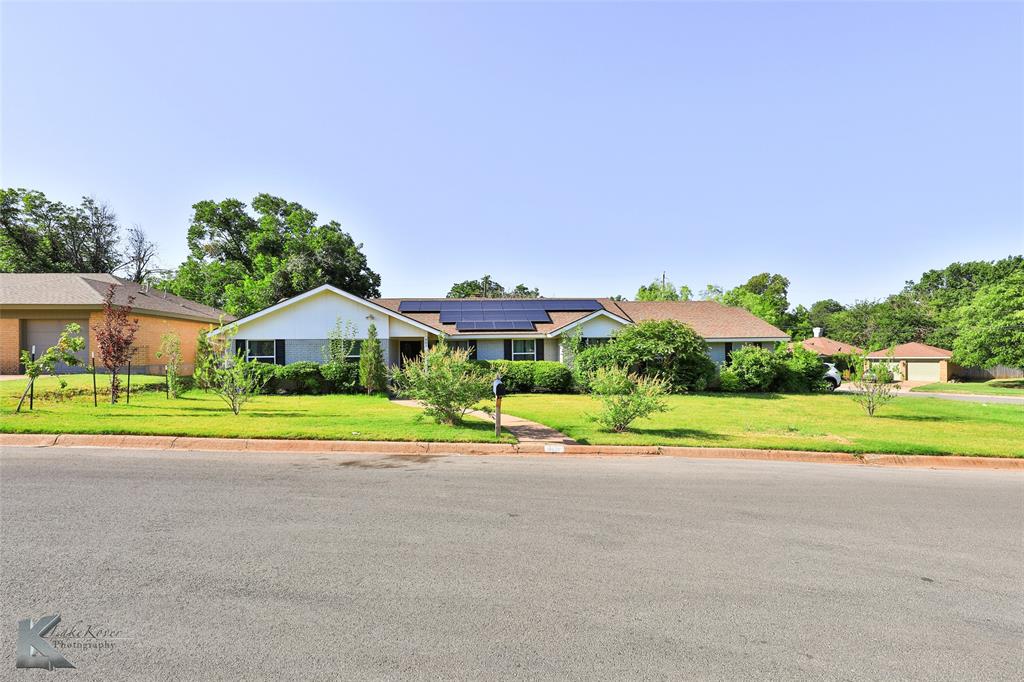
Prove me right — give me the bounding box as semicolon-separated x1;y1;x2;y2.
824;363;842;390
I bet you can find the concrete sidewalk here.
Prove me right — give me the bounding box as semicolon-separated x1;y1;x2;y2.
390;398;577;445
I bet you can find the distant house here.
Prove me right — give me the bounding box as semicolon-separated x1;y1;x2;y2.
866;342;954;382
0;273;229;374
791;328;864;361
209;284;790;368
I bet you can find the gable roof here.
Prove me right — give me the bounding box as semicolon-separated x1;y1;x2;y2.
866;342;952;359
612;301;790;340
0;273;229;323
212;284;439;337
372;297;789;340
793;336;865;357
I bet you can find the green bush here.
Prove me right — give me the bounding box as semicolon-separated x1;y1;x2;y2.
717;367;744;392
775;346;827;392
596;320;715;393
319;361;360;393
572;343;619;391
530;362;572;393
588;366;670;432
270;361;324;394
489;360;535;393
729;345;782;391
392;342;492;425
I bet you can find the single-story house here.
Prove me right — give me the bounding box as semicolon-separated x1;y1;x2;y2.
790;329;864;361
210;284;789;367
866;342;955;382
0;273;229;374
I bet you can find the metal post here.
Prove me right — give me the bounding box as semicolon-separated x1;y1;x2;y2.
92;353;97;407
494;396;502;438
126;361;131;404
165;365;170;399
29;346;35;410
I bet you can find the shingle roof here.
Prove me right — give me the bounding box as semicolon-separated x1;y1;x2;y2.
371;297;789;340
0;273;230;323
793;336;865;357
866;342;952;359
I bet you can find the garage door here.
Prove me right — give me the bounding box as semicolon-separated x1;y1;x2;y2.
23;319;89;374
906;360;940;382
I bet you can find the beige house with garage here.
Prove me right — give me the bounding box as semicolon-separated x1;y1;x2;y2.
866;342;956;382
0;273;228;374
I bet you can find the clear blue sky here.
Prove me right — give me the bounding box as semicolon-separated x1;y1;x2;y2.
3;1;1021;306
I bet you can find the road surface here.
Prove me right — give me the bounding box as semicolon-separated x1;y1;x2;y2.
1;446;1021;680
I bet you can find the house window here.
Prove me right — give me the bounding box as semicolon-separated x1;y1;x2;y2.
512;339;536;361
329;339;363;361
451;340;478;360
582;337;610;347
246;340;276;363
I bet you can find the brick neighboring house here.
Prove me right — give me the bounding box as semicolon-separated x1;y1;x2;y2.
0;273;230;375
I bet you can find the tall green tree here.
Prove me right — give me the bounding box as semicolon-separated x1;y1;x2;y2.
952;270;1024;368
721;273;790;328
1;189;122;273
162;194;381;316
446;275;539;298
635;275;692;301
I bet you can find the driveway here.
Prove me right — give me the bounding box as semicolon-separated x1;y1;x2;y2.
836;384;1024;405
1;447;1021;680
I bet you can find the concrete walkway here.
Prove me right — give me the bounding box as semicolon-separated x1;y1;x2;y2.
390;399;577;445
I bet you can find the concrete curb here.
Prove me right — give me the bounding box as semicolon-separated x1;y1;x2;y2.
1;433;1021;470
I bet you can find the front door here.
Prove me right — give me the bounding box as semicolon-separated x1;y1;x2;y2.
398;340;423;367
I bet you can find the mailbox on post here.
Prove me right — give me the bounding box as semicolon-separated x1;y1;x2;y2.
492;377;506;437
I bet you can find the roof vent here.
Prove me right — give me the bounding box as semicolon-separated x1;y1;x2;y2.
812;327;822;338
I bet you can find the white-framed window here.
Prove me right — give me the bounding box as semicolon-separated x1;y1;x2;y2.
328;339;363;361
582;337;610;347
451;340;478;359
512;339;536;361
246;340;276;363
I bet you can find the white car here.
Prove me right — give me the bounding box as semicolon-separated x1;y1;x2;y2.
824;363;842;390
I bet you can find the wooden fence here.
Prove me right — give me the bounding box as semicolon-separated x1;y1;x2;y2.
952;365;1024;380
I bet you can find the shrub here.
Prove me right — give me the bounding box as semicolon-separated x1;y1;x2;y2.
717;367;744;392
572;343;619;391
489;360;535;393
774;346;827;393
603;320;715;393
588;366;669;432
320;361;360;393
210;353;272;415
358;323;388;394
391;341;493;425
729;345;782;391
532;362;573;393
271;361;324;394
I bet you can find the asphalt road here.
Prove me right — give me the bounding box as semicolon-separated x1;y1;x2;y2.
1;447;1021;681
835;386;1024;405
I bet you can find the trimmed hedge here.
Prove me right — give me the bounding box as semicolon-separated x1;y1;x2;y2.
262;361;362;394
473;360;574;393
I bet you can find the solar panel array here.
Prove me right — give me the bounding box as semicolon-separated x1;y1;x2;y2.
398;299;602;332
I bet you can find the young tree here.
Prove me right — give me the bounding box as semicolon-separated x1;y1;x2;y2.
391;341;493;425
156;331;184;398
15;323;85;412
849;353;897;417
94;284;139;403
324;318;359;364
358;323;388;394
587;366;669;432
209;351;271;415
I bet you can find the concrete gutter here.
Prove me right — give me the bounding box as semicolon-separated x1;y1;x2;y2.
1;433;1021;471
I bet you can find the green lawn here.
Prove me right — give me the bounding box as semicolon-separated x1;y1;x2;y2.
0;375;512;443
500;393;1024;457
910;379;1024;397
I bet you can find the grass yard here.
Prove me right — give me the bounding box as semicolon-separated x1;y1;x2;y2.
910;379;1024;397
0;375;512;443
500;392;1024;457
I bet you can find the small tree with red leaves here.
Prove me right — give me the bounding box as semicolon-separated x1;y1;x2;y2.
95;284;139;403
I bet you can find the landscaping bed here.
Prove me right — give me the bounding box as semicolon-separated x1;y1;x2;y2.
0;376;512;443
499;393;1024;457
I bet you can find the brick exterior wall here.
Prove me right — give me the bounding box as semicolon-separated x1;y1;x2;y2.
88;312;214;375
284;339;330;364
0;318;20;374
